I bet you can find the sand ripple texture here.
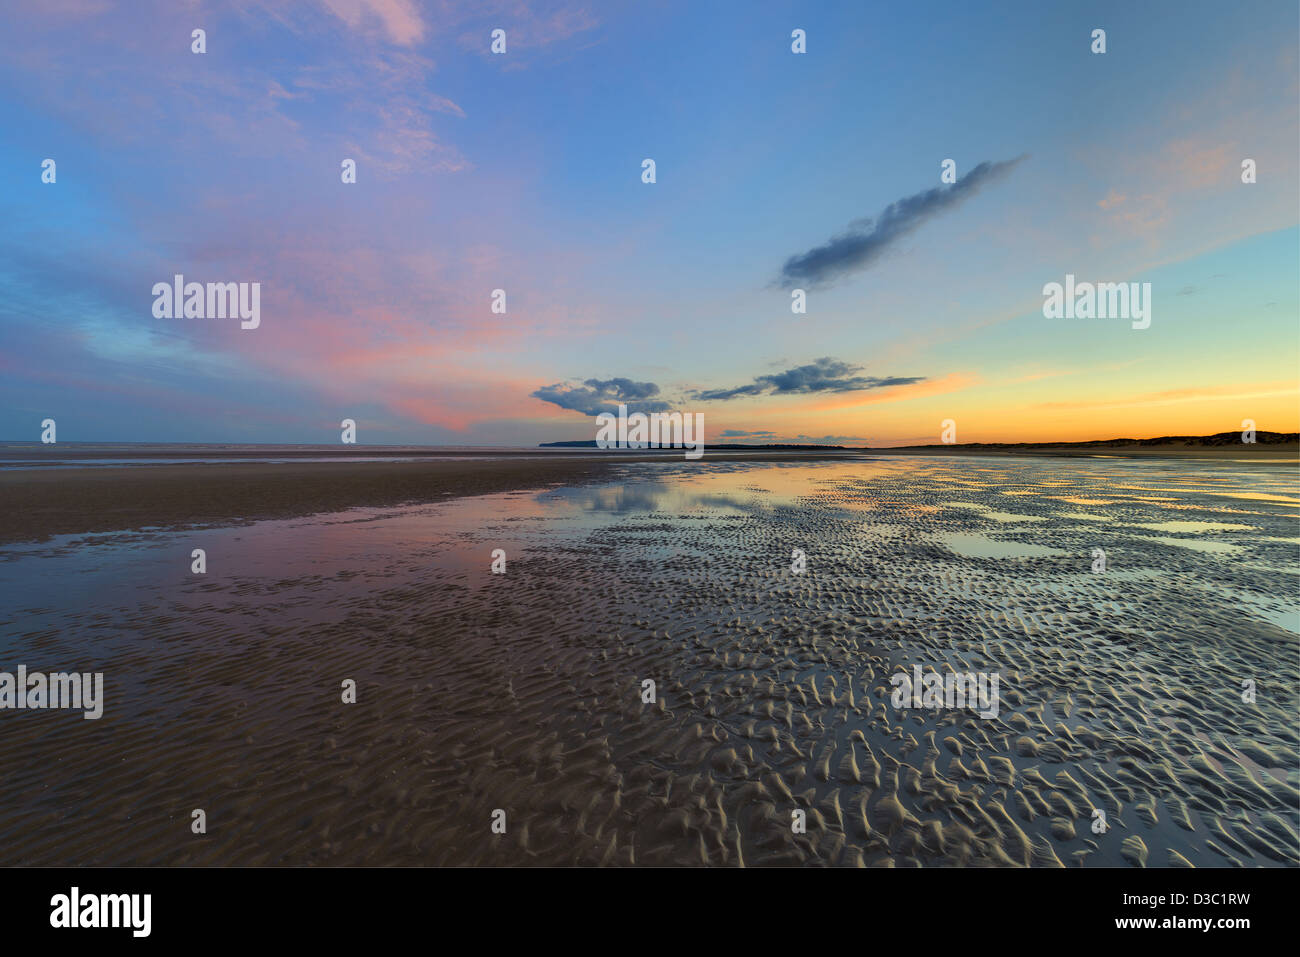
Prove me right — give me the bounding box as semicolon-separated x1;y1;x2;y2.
0;456;1296;866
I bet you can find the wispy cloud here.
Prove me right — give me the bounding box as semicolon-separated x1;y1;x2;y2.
778;156;1027;289
455;1;600;59
319;0;426;46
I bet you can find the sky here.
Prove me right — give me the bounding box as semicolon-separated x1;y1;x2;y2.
1;0;1297;447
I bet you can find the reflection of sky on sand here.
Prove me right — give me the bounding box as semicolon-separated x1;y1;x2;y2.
1128;520;1254;533
939;502;1047;523
1146;537;1245;555
535;460;900;517
2;454;1297;869
938;533;1065;559
3;455;1297;648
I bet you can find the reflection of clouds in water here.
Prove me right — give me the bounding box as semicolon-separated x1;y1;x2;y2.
535;481;770;517
535;482;673;514
527;458;1300;540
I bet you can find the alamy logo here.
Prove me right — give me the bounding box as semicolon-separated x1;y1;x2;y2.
0;667;103;719
50;887;150;937
152;274;261;329
1042;274;1150;329
890;665;1000;718
595;403;704;460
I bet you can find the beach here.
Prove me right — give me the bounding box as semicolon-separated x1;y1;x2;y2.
0;450;874;545
2;443;1293;546
0;453;1296;866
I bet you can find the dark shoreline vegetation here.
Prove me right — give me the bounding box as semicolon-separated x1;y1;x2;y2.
878;430;1299;453
543;428;1299;453
539;441;853;450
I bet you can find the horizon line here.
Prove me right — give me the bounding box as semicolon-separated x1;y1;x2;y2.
2;428;1297;451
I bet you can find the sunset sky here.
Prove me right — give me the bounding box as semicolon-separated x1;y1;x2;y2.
1;0;1297;446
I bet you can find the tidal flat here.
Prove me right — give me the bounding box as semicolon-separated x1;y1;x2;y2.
0;455;1296;866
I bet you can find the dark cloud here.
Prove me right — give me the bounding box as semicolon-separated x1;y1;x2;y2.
778;155;1027;289
531;377;671;416
692;357;925;401
721;429;777;437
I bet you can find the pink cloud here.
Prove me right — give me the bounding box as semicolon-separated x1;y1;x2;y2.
0;3;465;176
319;0;426;45
1097;189;1126;210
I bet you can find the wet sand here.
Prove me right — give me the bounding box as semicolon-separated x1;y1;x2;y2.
0;451;856;546
0;456;1296;866
1;445;1289;547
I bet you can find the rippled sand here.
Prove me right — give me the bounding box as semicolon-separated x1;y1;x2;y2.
0;456;1296;866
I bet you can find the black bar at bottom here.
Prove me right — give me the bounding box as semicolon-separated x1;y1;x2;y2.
0;865;1287;944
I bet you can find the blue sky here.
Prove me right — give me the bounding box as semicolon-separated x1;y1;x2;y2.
1;0;1296;445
